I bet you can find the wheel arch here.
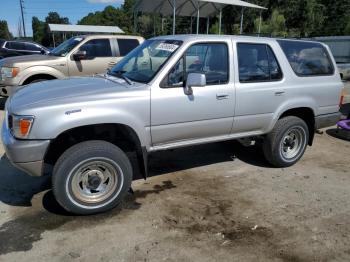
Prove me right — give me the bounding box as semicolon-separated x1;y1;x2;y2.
44;123;148;179
278;107;316;146
19;66;66;85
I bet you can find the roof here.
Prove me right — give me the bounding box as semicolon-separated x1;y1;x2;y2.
48;24;124;34
151;34;274;42
134;0;266;18
150;34;325;44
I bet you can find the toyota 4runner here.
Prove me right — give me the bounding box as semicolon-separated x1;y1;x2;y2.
2;35;343;214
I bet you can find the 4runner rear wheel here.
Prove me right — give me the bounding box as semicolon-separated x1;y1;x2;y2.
52;140;133;215
263;116;309;167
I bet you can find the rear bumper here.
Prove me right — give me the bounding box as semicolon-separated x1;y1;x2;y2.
315;112;342;129
1;121;50;176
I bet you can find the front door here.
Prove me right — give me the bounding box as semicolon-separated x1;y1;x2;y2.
151;42;235;146
68;38;118;76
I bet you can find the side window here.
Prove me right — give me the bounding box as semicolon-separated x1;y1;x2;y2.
277;40;334;76
79;39;112;57
166;43;229;87
117;39;139;56
25;43;41;51
6;42;25;50
237;43;282;82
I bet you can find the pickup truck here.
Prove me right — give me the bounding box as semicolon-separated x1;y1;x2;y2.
0;35;144;96
2;35;343;214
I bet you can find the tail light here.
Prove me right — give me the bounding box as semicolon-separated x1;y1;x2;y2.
340;88;346;106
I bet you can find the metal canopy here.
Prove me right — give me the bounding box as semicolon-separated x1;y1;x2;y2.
133;0;266;34
48;24;124;34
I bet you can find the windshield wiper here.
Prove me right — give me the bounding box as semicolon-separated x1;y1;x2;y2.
108;71;132;85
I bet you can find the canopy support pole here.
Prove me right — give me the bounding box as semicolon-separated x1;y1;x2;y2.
240;7;244;34
153;14;156;36
196;1;200;34
206;16;209;34
52;33;56;48
219;9;222;35
172;0;176;35
258;10;262;36
190;16;193;33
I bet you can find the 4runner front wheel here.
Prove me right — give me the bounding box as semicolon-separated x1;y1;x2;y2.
52;140;133;215
263;116;309;167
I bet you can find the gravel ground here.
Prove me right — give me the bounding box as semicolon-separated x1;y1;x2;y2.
0;96;350;262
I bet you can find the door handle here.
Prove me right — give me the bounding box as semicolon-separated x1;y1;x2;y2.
108;62;117;66
216;94;229;100
275;91;285;96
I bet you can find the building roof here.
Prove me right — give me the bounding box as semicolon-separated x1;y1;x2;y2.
48;24;124;34
134;0;266;18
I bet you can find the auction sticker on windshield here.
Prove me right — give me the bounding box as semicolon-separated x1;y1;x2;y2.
156;43;179;52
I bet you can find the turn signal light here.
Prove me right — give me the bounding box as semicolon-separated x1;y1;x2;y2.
19;119;32;136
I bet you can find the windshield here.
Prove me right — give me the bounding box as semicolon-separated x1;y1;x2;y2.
109;39;182;83
49;36;85;57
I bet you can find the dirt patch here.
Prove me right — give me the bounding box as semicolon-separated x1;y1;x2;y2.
0;180;177;255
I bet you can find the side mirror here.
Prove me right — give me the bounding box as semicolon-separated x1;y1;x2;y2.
184;73;206;95
73;50;87;60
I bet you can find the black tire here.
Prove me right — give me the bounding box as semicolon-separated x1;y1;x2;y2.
263;116;309;167
52;140;133;215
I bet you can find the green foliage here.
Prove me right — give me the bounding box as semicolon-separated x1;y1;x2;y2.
32;12;69;47
20;0;350;48
0;20;13;40
32;17;45;43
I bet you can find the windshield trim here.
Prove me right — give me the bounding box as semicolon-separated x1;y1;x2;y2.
111;39;183;84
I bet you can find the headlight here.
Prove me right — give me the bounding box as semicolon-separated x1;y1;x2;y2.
10;115;34;138
1;67;19;79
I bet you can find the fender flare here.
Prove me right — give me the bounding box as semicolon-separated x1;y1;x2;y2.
19;66;66;85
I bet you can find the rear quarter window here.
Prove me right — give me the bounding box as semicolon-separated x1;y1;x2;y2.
277;40;334;76
117;39;140;56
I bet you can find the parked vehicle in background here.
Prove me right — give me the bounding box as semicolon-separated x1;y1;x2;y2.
337;63;350;80
311;36;350;80
0;39;49;59
2;35;343;215
0;35;144;96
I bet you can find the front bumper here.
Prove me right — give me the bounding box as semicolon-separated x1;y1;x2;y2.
1;121;50;176
315;112;342;129
0;85;16;97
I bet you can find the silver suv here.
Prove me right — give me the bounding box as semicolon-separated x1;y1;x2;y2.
2;35;343;214
0;35;144;96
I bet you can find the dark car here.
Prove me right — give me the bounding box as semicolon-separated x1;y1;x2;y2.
0;39;49;59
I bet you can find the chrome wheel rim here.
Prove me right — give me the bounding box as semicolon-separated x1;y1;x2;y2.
69;158;120;204
280;127;305;160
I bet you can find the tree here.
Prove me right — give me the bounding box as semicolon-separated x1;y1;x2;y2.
0;20;13;40
32;12;69;47
32;17;45;43
254;9;287;37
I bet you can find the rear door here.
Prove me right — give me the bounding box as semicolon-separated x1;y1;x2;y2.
109;38;141;68
232;42;285;134
67;38;115;76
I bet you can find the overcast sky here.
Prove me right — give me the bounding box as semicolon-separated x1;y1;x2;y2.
0;0;123;37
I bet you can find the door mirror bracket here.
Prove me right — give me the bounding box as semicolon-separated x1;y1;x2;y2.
73;50;87;60
184;73;206;95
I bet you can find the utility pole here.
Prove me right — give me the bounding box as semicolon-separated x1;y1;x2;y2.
19;0;26;37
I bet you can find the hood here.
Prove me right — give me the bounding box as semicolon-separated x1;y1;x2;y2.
9;76;143;112
1;54;62;67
